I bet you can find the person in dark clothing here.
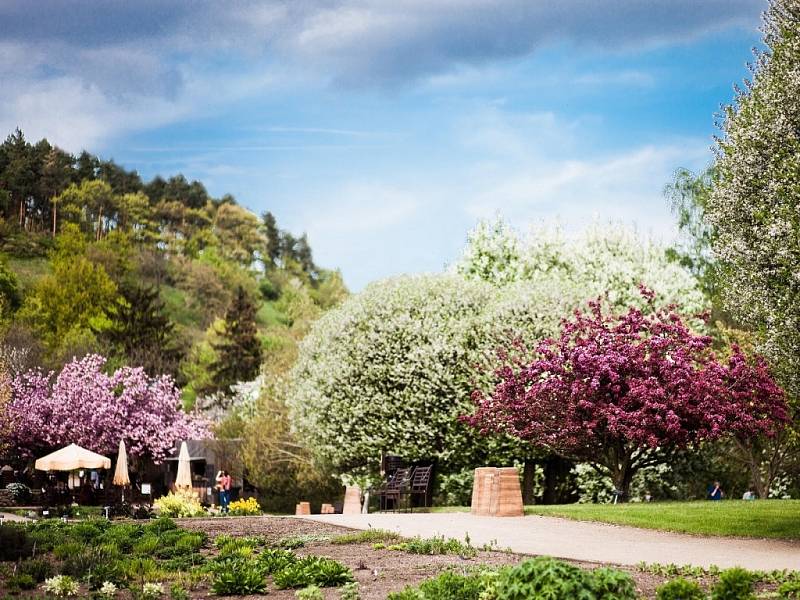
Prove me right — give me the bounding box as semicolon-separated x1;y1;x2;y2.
708;481;724;500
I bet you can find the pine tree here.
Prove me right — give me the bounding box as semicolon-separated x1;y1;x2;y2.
211;286;262;392
261;211;281;268
103;284;183;379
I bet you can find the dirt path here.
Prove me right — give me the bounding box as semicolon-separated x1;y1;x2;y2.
304;512;800;571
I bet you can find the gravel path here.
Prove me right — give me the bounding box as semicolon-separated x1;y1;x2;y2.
304;512;800;571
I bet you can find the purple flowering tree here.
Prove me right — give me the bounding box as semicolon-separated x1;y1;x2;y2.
465;290;788;497
9;354;210;463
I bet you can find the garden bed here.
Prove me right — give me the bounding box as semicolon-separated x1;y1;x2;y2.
1;515;796;599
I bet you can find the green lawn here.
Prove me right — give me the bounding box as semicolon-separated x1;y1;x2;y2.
524;500;800;540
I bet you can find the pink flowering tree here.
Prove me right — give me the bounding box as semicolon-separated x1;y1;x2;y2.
465;289;788;498
9;354;210;463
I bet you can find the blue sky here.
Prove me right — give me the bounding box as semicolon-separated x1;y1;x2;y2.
0;1;765;289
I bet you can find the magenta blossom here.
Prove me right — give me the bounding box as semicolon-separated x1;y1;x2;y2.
465;290;787;496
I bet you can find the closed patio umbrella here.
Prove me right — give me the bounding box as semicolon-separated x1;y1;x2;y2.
175;441;192;490
113;440;130;503
35;444;111;471
112;441;130;486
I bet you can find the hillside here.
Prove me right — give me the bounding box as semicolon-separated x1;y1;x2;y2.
0;129;347;408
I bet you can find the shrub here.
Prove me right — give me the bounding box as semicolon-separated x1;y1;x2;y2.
273;556;354;589
210;559;267;595
657;578;706;600
7;573;36;592
18;558;54;582
227;497;261;516
0;524;32;560
331;529;402;545
5;482;31;504
711;568;755;600
296;586;324;600
42;575;80;597
153;492;205;518
340;581;361;600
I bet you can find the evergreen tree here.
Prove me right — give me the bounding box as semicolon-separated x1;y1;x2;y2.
210;286;262;392
103;284;183;379
261;211;281;268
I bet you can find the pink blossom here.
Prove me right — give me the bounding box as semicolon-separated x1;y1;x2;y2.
9;354;211;463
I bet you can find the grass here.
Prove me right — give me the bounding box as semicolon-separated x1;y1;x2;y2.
330;529;402;545
524;500;800;540
7;256;49;292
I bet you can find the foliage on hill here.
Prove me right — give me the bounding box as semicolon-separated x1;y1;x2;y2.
0;130;347;408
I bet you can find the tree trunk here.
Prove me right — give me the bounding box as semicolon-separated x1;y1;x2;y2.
522;461;536;505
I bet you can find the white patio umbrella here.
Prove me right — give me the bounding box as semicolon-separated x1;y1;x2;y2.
175;441;192;490
35;444;111;471
113;440;130;502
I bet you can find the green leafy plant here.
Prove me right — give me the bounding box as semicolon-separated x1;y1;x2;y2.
657;578;706;600
257;548;298;574
393;535;477;558
169;583;189;600
339;581;361;600
7;573;36;592
493;556;636;600
779;580;800;599
54;541;86;560
133;536;161;556
590;567;637;599
295;585;324;600
210;559;267;595
711;567;755;600
145;518;178;535
273;556;353;589
83;560;125;590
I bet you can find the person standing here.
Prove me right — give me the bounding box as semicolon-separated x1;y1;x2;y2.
219;470;232;513
708;481;724;501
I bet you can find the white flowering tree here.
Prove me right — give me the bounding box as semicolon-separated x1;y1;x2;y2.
457;219;706;317
289;274;577;475
707;0;800;396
